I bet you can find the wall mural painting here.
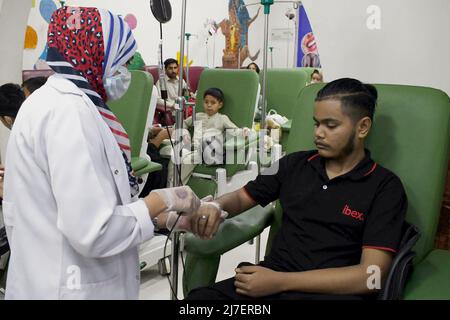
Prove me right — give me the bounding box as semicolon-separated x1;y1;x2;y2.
24;26;38;49
33;0;59;69
297;5;321;68
124;14;138;30
220;0;260;68
29;1;139;70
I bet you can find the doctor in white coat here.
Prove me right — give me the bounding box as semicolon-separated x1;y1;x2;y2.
2;7;202;299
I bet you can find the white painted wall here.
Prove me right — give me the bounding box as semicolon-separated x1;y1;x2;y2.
0;0;31;163
303;0;450;94
249;0;450;95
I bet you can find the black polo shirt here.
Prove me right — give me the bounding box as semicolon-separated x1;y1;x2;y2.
244;149;407;272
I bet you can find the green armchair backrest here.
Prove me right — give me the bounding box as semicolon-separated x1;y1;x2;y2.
108;70;153;158
195;69;260;128
265;68;308;119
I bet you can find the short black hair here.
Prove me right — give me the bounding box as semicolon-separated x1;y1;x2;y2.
203;87;224;103
22;76;47;95
164;58;178;69
247;62;260;74
0;83;25;117
315;78;377;122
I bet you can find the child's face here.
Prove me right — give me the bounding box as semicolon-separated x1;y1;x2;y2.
311;73;323;84
203;95;223;116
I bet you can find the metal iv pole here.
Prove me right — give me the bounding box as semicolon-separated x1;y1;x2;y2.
170;0;188;301
242;0;303;265
293;1;301;68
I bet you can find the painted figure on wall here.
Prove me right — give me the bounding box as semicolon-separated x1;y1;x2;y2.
219;0;260;68
297;5;321;68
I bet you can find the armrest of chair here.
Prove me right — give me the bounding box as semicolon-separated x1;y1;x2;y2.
184;203;275;257
224;133;257;151
403;249;450;299
132;157;163;177
183;203;275;296
281;120;291;132
137;161;162;176
379;222;420;300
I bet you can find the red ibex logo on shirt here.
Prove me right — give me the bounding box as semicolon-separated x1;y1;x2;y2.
342;205;365;221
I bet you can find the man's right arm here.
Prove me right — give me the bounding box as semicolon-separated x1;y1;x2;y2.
216;188;257;218
190;188;257;238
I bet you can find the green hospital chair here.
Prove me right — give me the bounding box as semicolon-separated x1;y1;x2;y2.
108;70;162;179
266;68;309;120
265;68;309;147
183;83;450;299
186;69;261;198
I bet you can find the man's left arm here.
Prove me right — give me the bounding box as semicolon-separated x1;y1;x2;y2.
235;248;393;298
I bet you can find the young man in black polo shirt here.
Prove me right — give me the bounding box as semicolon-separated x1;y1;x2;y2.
185;78;407;300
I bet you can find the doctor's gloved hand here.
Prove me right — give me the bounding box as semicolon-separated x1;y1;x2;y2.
166;196;227;234
165;211;192;232
190;198;229;239
150;186;201;214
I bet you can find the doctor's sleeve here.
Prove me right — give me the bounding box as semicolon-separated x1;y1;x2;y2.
44;98;154;258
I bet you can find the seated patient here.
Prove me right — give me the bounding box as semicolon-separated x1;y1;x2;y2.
0;83;25;130
167;87;243;185
186;78;407;300
0;77;48;129
139;126;174;197
22;77;48;98
309;69;323;85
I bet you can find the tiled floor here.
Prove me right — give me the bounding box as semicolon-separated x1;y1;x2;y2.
139;227;270;300
0;228;270;300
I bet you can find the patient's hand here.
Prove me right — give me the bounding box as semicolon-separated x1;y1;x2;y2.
149;128;174;148
234;265;282;298
165;211;193;232
190;199;228;239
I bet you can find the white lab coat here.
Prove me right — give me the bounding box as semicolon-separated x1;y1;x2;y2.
2;75;155;299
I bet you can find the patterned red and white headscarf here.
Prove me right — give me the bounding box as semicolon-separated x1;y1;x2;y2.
46;7;139;196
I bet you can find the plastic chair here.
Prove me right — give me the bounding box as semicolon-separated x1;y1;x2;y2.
22;69;55;82
265;68;309;147
182;83;450;299
183;66;206;93
143;66;159;84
